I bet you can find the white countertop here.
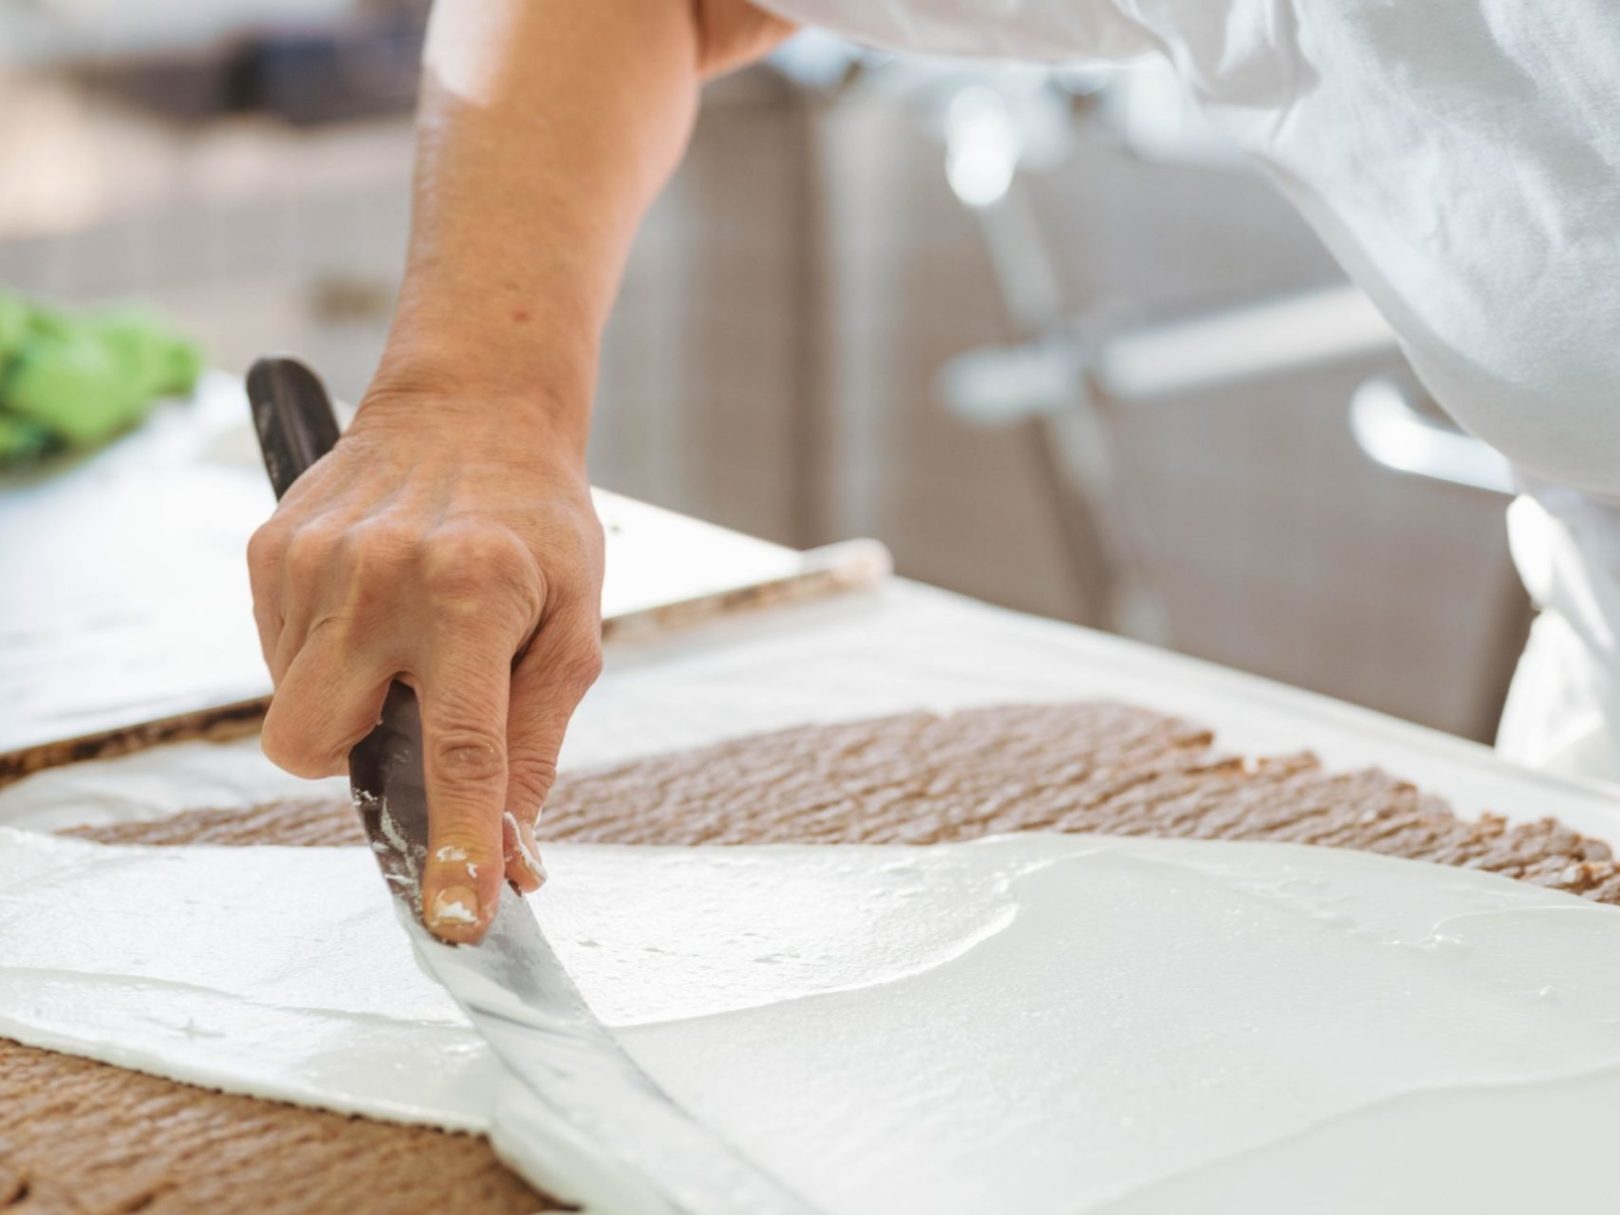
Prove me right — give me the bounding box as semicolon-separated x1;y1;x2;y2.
6;373;1616;843
0;373;804;756
5;575;1618;847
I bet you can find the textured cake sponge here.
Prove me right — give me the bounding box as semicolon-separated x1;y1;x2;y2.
11;701;1619;1214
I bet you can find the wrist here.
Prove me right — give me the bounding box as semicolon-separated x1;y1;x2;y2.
361;338;594;460
356;371;591;467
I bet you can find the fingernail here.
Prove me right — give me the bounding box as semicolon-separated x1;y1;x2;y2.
429;886;480;930
520;820;547;885
504;811;546;887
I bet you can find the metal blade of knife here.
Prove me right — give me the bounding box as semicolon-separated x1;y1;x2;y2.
247;356;823;1215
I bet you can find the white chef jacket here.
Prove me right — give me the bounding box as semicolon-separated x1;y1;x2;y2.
755;0;1620;781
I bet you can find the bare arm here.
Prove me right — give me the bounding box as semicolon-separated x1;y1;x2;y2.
380;0;794;418
247;0;795;943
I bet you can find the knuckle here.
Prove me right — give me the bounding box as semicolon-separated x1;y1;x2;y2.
508;753;560;802
548;511;607;587
429;727;507;785
261;708;331;778
344;516;412;560
422;526;541;618
421;529;498;593
558;504;606;562
246;522;288;575
579;510;607;565
570;639;604;689
283;525;341;584
340;520;416;587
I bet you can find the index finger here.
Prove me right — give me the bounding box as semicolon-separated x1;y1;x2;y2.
415;629;514;944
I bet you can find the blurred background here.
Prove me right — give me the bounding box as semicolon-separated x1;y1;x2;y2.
0;0;1529;741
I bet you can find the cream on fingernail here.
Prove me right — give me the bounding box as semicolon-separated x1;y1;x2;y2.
429;886;480;929
504;811;545;885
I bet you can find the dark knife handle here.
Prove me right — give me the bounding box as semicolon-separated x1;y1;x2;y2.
246;355;342;502
246;356;431;898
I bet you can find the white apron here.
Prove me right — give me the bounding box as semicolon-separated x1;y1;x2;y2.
1498;487;1620;780
755;0;1620;781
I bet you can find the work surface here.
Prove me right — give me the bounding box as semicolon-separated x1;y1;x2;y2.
0;373;807;758
2;373;1614;840
8;416;1620;1213
10;702;1620;1215
3;575;1618;846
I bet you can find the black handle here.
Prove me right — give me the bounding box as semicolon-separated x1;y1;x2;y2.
246;354;426;882
246;355;342;501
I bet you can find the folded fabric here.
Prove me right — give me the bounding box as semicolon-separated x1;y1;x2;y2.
0;291;203;464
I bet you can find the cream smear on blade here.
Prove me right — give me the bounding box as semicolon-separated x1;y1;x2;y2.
5;830;1620;1213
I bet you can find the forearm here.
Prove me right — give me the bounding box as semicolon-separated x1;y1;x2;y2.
253;0;794;940
372;0;787;449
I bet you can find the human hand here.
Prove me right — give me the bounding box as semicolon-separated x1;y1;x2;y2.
247;385;604;943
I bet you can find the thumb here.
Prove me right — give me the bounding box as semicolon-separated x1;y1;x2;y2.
502;605;603;891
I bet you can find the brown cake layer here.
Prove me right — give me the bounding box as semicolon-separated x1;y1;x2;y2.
9;701;1620;1214
0;1049;547;1215
533;702;1620;901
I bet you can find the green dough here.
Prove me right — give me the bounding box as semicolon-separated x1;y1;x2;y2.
0;291;204;460
0;294;27;362
97;309;200;399
0;412;52;465
5;330;139;445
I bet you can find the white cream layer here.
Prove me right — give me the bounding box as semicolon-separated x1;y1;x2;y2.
4;828;1620;1213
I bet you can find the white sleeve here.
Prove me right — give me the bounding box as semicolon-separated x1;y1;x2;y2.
749;0;1158;64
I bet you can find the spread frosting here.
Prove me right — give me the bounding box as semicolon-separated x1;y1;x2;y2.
5;827;1620;1212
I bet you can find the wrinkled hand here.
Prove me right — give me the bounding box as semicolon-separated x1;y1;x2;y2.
247;390;604;943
